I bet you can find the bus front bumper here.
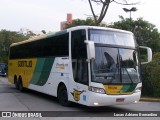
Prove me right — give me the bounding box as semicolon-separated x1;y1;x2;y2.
87;91;141;106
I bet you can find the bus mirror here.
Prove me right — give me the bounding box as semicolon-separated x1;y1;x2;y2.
84;40;95;60
139;46;152;64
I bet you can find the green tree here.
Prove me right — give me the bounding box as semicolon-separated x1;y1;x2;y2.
0;30;28;63
142;53;160;97
65;18;96;29
41;30;46;34
109;16;160;52
26;30;36;38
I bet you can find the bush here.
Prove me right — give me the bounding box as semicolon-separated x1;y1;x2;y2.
141;52;160;97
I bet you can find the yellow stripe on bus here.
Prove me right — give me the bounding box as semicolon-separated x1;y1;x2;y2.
103;85;135;95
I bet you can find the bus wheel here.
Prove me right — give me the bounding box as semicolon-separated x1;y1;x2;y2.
18;78;24;92
14;77;19;90
58;85;71;106
15;81;19;90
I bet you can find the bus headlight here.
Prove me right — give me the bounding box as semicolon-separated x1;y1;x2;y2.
88;86;106;94
134;87;141;93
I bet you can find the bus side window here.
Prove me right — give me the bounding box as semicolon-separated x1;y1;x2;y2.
71;30;88;85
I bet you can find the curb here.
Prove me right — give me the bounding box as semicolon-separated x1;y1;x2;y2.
140;98;160;102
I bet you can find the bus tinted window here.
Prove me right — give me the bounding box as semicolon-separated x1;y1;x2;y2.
10;33;69;59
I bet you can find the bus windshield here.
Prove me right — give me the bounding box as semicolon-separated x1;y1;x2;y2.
89;29;140;84
91;47;140;84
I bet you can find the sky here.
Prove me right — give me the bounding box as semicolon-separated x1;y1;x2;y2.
0;0;160;32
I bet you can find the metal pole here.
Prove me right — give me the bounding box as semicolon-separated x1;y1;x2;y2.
130;11;131;23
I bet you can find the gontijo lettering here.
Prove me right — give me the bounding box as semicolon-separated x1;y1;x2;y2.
18;61;32;67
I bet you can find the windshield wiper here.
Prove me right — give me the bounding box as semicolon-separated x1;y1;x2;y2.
109;54;121;83
120;55;134;84
123;67;134;83
119;55;122;83
111;53;134;84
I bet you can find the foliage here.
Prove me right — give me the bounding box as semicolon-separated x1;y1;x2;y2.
65;18;97;29
109;16;160;52
141;53;160;97
0;30;28;63
41;30;46;34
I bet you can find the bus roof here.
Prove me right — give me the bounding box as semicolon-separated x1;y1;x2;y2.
10;26;133;47
67;26;132;34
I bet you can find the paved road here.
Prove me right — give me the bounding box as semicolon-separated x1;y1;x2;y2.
0;77;159;120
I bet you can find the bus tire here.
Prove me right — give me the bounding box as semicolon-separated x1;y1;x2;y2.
58;85;71;106
18;77;24;92
15;81;19;90
14;76;19;90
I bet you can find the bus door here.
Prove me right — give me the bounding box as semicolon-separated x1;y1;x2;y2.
70;30;89;104
71;58;89;104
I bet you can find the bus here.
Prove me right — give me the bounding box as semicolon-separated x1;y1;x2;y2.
0;63;7;77
8;26;152;106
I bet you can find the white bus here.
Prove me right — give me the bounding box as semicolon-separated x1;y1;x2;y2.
8;26;152;106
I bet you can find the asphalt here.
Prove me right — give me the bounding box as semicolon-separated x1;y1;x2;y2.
0;76;160;102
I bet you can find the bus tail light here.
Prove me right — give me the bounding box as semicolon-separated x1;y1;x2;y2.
88;86;106;94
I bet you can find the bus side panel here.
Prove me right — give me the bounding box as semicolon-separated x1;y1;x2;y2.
28;57;70;97
8;59;37;87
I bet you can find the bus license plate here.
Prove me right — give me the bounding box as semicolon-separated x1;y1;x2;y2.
116;98;125;102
